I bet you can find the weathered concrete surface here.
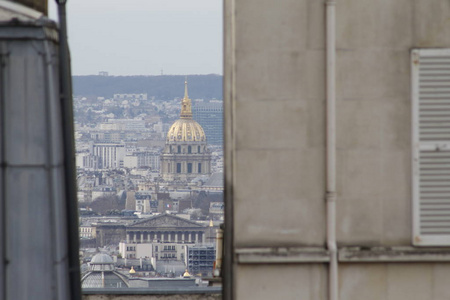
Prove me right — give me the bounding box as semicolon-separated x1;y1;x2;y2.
236;264;327;300
339;263;450;300
334;0;412;246
232;0;326;248
225;0;450;299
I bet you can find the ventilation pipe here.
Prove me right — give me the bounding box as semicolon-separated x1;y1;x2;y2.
326;1;338;300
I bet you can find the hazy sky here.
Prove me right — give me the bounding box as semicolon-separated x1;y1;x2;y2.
48;0;222;76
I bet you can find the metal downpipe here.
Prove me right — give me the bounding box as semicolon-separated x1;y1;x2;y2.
326;1;338;300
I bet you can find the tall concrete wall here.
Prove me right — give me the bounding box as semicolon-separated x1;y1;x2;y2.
231;0;326;248
225;0;450;299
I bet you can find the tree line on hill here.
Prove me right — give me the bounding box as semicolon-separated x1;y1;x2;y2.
72;74;223;100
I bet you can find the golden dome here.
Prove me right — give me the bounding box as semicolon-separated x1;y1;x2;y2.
167;119;206;142
166;80;206;143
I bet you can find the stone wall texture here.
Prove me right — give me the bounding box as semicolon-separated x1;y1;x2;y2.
225;0;450;299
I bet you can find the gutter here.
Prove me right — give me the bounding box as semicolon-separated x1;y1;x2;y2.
326;1;338;300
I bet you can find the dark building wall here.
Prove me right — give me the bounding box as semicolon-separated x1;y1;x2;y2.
93;225;126;247
193;102;223;145
186;246;216;276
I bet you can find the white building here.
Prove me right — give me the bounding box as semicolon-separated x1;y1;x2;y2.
135;191;152;213
76;152;100;169
123;151;160;170
99;119;146;131
119;242;186;261
79;226;93;239
123;155;138;169
91;143;125;169
113;93;147;101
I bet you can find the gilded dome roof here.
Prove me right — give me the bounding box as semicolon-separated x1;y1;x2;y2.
166;80;207;143
167;119;206;142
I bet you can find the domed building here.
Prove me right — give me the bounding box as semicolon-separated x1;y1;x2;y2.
81;253;129;289
160;81;211;182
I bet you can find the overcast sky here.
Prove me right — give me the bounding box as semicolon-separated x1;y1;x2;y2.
48;0;222;76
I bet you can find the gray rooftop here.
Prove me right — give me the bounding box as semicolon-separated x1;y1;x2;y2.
204;173;223;188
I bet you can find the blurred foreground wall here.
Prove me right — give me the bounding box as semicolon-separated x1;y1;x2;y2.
224;0;450;299
0;2;72;300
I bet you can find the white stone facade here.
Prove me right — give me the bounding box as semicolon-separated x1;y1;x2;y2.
119;242;186;261
91;143;125;169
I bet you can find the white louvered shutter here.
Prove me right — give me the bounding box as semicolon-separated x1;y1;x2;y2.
412;49;450;246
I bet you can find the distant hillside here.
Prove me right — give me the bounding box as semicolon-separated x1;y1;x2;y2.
72;74;223;100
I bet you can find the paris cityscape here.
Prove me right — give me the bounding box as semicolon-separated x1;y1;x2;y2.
5;0;450;299
74;75;224;288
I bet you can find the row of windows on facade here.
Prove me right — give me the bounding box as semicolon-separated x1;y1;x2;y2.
189;261;214;265
189;250;215;255
189;256;215;260
162;245;176;251
168;162;202;173
171;145;205;154
154;245;181;252
126;245;183;252
153;254;184;260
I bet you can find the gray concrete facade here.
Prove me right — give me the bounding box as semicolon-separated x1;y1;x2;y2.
223;0;450;299
0;2;75;300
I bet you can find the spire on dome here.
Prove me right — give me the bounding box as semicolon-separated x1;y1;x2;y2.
184;77;189;99
180;79;192;119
